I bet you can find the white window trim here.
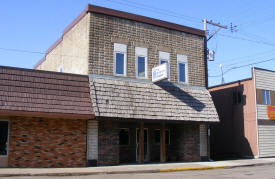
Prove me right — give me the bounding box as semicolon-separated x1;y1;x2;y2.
0;120;9;157
158;51;170;81
177;54;188;84
135;47;148;79
114;43;127;76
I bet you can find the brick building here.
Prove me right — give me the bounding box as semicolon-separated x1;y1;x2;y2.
0;66;94;167
34;4;219;166
209;67;275;159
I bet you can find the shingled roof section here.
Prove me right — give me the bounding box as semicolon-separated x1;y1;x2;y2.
0;66;94;119
89;75;219;122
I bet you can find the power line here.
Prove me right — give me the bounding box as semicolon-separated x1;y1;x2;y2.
219;33;275;47
209;57;275;78
102;0;202;24
0;47;86;59
0;47;44;55
209;49;275;69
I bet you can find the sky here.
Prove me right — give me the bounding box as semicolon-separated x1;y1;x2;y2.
0;0;275;86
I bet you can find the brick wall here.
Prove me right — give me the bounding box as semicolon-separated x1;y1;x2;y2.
89;13;205;86
177;124;200;161
8;117;87;168
98;120;119;165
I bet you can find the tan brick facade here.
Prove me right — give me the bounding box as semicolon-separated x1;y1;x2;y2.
89;13;205;86
36;11;206;87
8;117;87;168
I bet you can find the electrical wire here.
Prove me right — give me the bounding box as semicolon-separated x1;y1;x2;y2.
102;0;202;24
219;33;275;47
209;57;275;78
0;47;86;59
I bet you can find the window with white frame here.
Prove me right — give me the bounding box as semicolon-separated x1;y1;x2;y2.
114;43;127;76
262;89;271;105
158;51;170;80
177;54;188;83
135;47;148;78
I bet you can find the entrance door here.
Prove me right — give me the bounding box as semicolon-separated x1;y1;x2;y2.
0;121;9;168
136;128;149;162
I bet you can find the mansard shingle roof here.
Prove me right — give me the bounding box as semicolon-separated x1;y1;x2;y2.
0;66;94;119
89;75;219;122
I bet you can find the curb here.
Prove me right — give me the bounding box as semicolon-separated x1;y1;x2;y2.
159;165;226;172
0;162;274;177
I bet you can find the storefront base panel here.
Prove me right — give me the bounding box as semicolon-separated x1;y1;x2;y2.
8;117;87;168
0;157;8;168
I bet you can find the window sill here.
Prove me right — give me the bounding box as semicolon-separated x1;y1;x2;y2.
114;73;127;77
178;81;188;85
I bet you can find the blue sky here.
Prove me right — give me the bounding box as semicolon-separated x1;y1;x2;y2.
0;0;275;86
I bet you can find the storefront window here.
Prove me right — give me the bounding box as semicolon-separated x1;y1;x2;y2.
119;128;129;145
0;121;8;155
154;129;170;145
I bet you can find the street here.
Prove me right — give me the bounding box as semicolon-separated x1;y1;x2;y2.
2;164;275;179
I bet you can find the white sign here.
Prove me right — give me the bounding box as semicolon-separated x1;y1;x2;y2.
152;63;168;83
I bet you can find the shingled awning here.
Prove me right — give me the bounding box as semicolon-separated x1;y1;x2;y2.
89;75;219;122
0;66;94;119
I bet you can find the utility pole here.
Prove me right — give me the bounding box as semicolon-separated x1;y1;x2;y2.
203;20;228;161
203;19;228;41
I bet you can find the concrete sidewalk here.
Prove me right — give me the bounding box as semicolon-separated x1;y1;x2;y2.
0;158;275;177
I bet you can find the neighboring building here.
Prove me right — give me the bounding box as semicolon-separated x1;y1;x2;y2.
209;67;275;159
34;4;219;166
0;66;94;167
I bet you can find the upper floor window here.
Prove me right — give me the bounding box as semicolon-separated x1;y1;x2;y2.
158;51;170;80
262;90;271;105
114;43;127;76
135;47;148;78
177;54;188;83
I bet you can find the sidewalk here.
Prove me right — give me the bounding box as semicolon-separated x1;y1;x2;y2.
0;158;275;177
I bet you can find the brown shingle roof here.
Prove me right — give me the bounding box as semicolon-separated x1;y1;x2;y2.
0;66;94;119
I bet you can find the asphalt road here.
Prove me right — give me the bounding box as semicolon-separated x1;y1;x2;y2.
2;164;275;179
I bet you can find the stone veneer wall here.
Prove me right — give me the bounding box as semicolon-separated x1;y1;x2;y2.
98;120;119;165
8;117;87;168
89;13;205;87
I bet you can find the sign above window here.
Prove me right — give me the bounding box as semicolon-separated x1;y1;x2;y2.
152;63;168;83
267;105;275;120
